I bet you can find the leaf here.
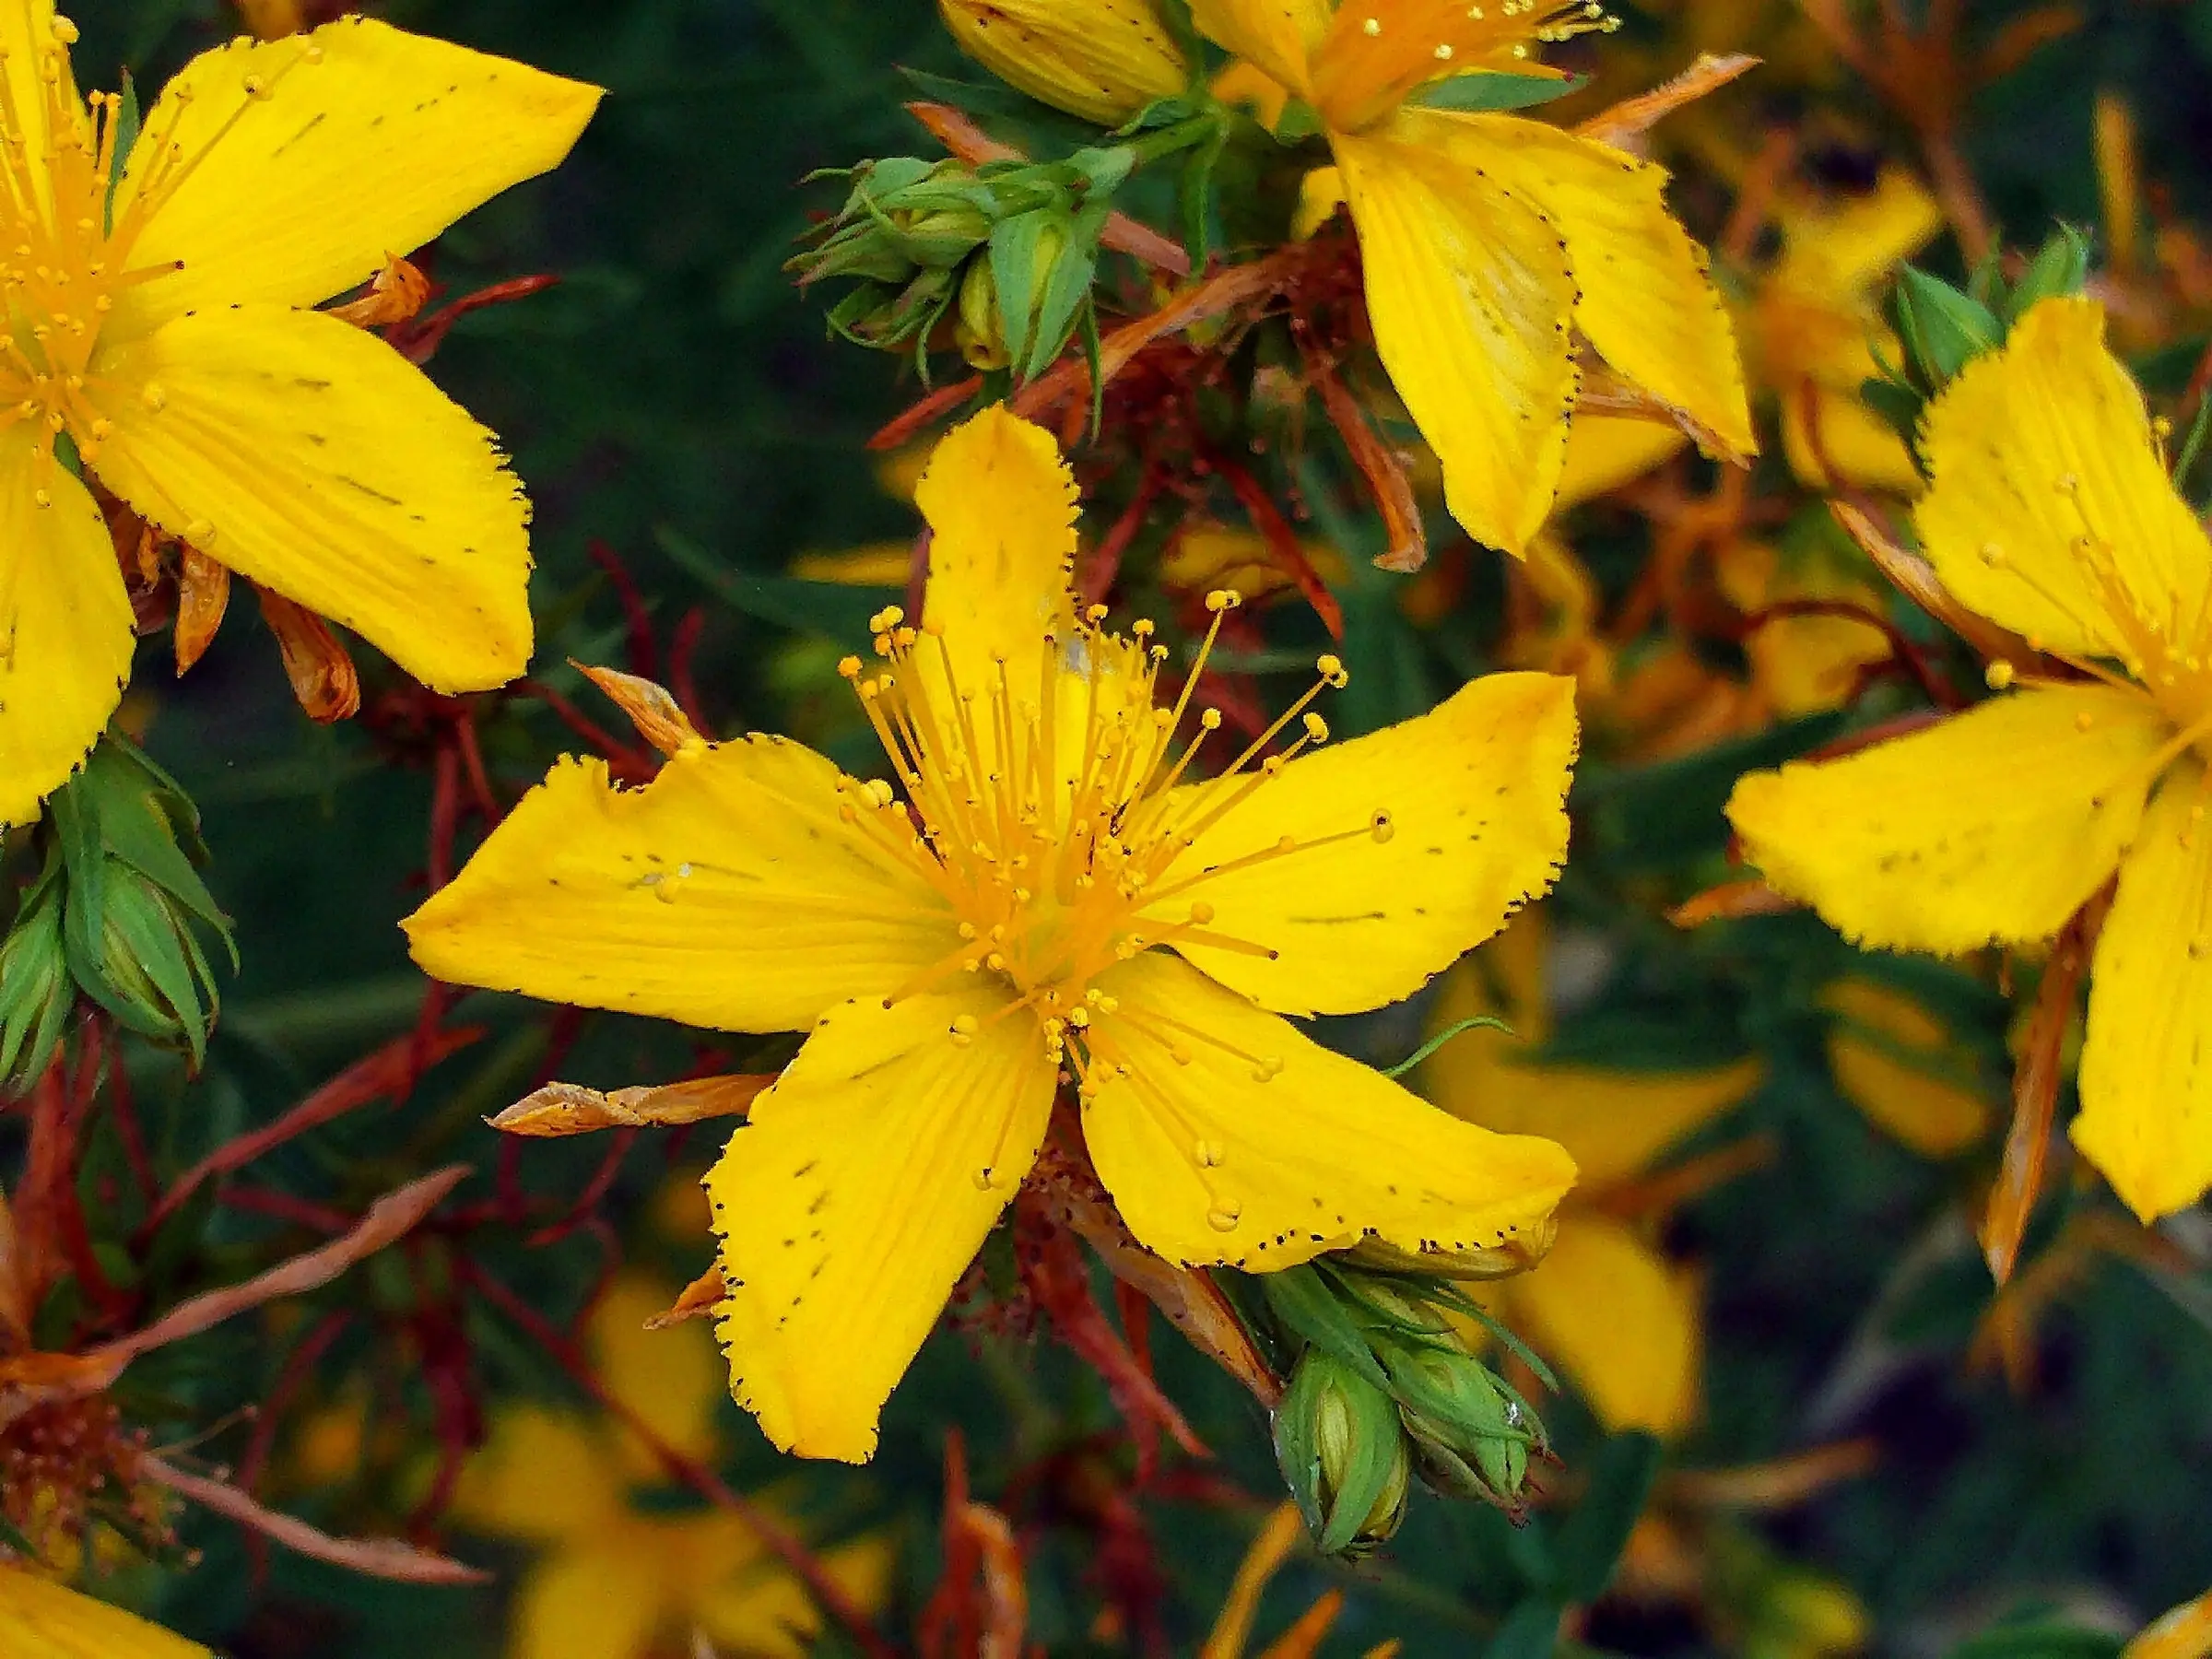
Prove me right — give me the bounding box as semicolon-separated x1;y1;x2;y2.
1406;71;1586;113
1893;266;2002;384
1549;1430;1663;1602
1486;1596;1564;1659
1258;1265;1393;1391
655;526;898;640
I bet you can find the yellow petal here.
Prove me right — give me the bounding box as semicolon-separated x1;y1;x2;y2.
0;1570;210;1659
914;406;1079;713
1554;417;1689;515
1782;386;1923;497
452;1406;624;1543
938;0;1191;126
1501;1215;1700;1436
1335;124;1577;555
1771;171;1944;303
0;0;78;216
1428;114;1753;461
512;1546;667;1659
1821;979;1992;1158
1725;686;2171;954
592;1277;724;1468
1080;951;1576;1268
111;18;599;329
88;304;532;693
2124;1589;2212;1659
0;432;135;829
2073;763;2212;1221
406;742;959;1033
707;988;1057;1461
1914;297;2212;661
1429;966;1761;1186
1159;670;1577;1017
1189;0;1324;97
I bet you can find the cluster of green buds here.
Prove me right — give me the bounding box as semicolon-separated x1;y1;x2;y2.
1263;1247;1554;1556
1867;224;2091;435
788;146;1133;383
0;735;234;1090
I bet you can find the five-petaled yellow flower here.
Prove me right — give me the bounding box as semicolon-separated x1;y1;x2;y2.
407;406;1581;1462
1196;0;1753;556
1729;296;2212;1223
0;0;600;828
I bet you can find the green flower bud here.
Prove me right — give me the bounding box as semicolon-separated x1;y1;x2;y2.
1377;1335;1543;1514
0;856;72;1092
44;735;233;1069
1274;1350;1411;1557
956;218;1069;373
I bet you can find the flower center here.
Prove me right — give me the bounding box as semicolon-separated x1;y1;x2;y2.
0;20;313;488
835;590;1387;1060
1311;0;1618;134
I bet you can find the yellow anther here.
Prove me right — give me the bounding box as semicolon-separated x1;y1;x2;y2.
1434;41;1454;58
1370;809;1395;844
1302;712;1329;742
1985;660;2017;690
1199;708;1222;730
1194;1139;1224;1167
52;16;78;42
1361;14;1381;32
838;654;863;678
1206;1202;1242;1231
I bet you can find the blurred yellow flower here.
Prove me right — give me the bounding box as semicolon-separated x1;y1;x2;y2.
2126;1587;2212;1659
939;0;1190;125
0;1566;208;1658
454;1277;892;1659
408;406;1580;1461
1728;296;2212;1221
1199;1501;1400;1659
1426;907;1762;1435
0;1;600;829
1192;0;1752;556
1821;979;1993;1157
1745;169;1944;493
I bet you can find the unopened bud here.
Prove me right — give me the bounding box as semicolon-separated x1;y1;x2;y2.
0;858;72;1092
1274;1350;1411;1556
938;0;1190;125
1378;1335;1543;1515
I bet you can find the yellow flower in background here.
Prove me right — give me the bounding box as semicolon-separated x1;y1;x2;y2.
454;1277;892;1659
1194;0;1753;556
0;1567;208;1658
1712;536;1893;720
0;0;601;829
938;0;1191;126
408;406;1581;1461
2125;1587;2212;1659
1821;979;1993;1158
1425;907;1762;1435
1199;1501;1401;1659
1746;169;1944;493
1729;295;2212;1222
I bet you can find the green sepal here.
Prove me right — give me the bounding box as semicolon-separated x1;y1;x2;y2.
1892;265;2002;386
1405;70;1587;113
1258;1263;1394;1391
2005;224;2092;321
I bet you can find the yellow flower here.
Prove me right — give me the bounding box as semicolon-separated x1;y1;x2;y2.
938;0;1190;126
0;1566;208;1658
1191;0;1752;555
1426;906;1762;1435
0;1;601;828
1727;295;2212;1223
2126;1588;2212;1659
453;1277;892;1659
407;406;1581;1461
1820;978;1992;1157
1746;169;1944;493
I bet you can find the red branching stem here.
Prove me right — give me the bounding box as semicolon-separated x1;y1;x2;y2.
669;607;711;731
590;540;660;679
460;1262;903;1659
869;377;983;453
1213;453;1346;640
453;712;500;826
1733;597;1966;710
99;1022;160;1208
513;680;657;784
141;1027;485;1238
524;1129;640;1248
